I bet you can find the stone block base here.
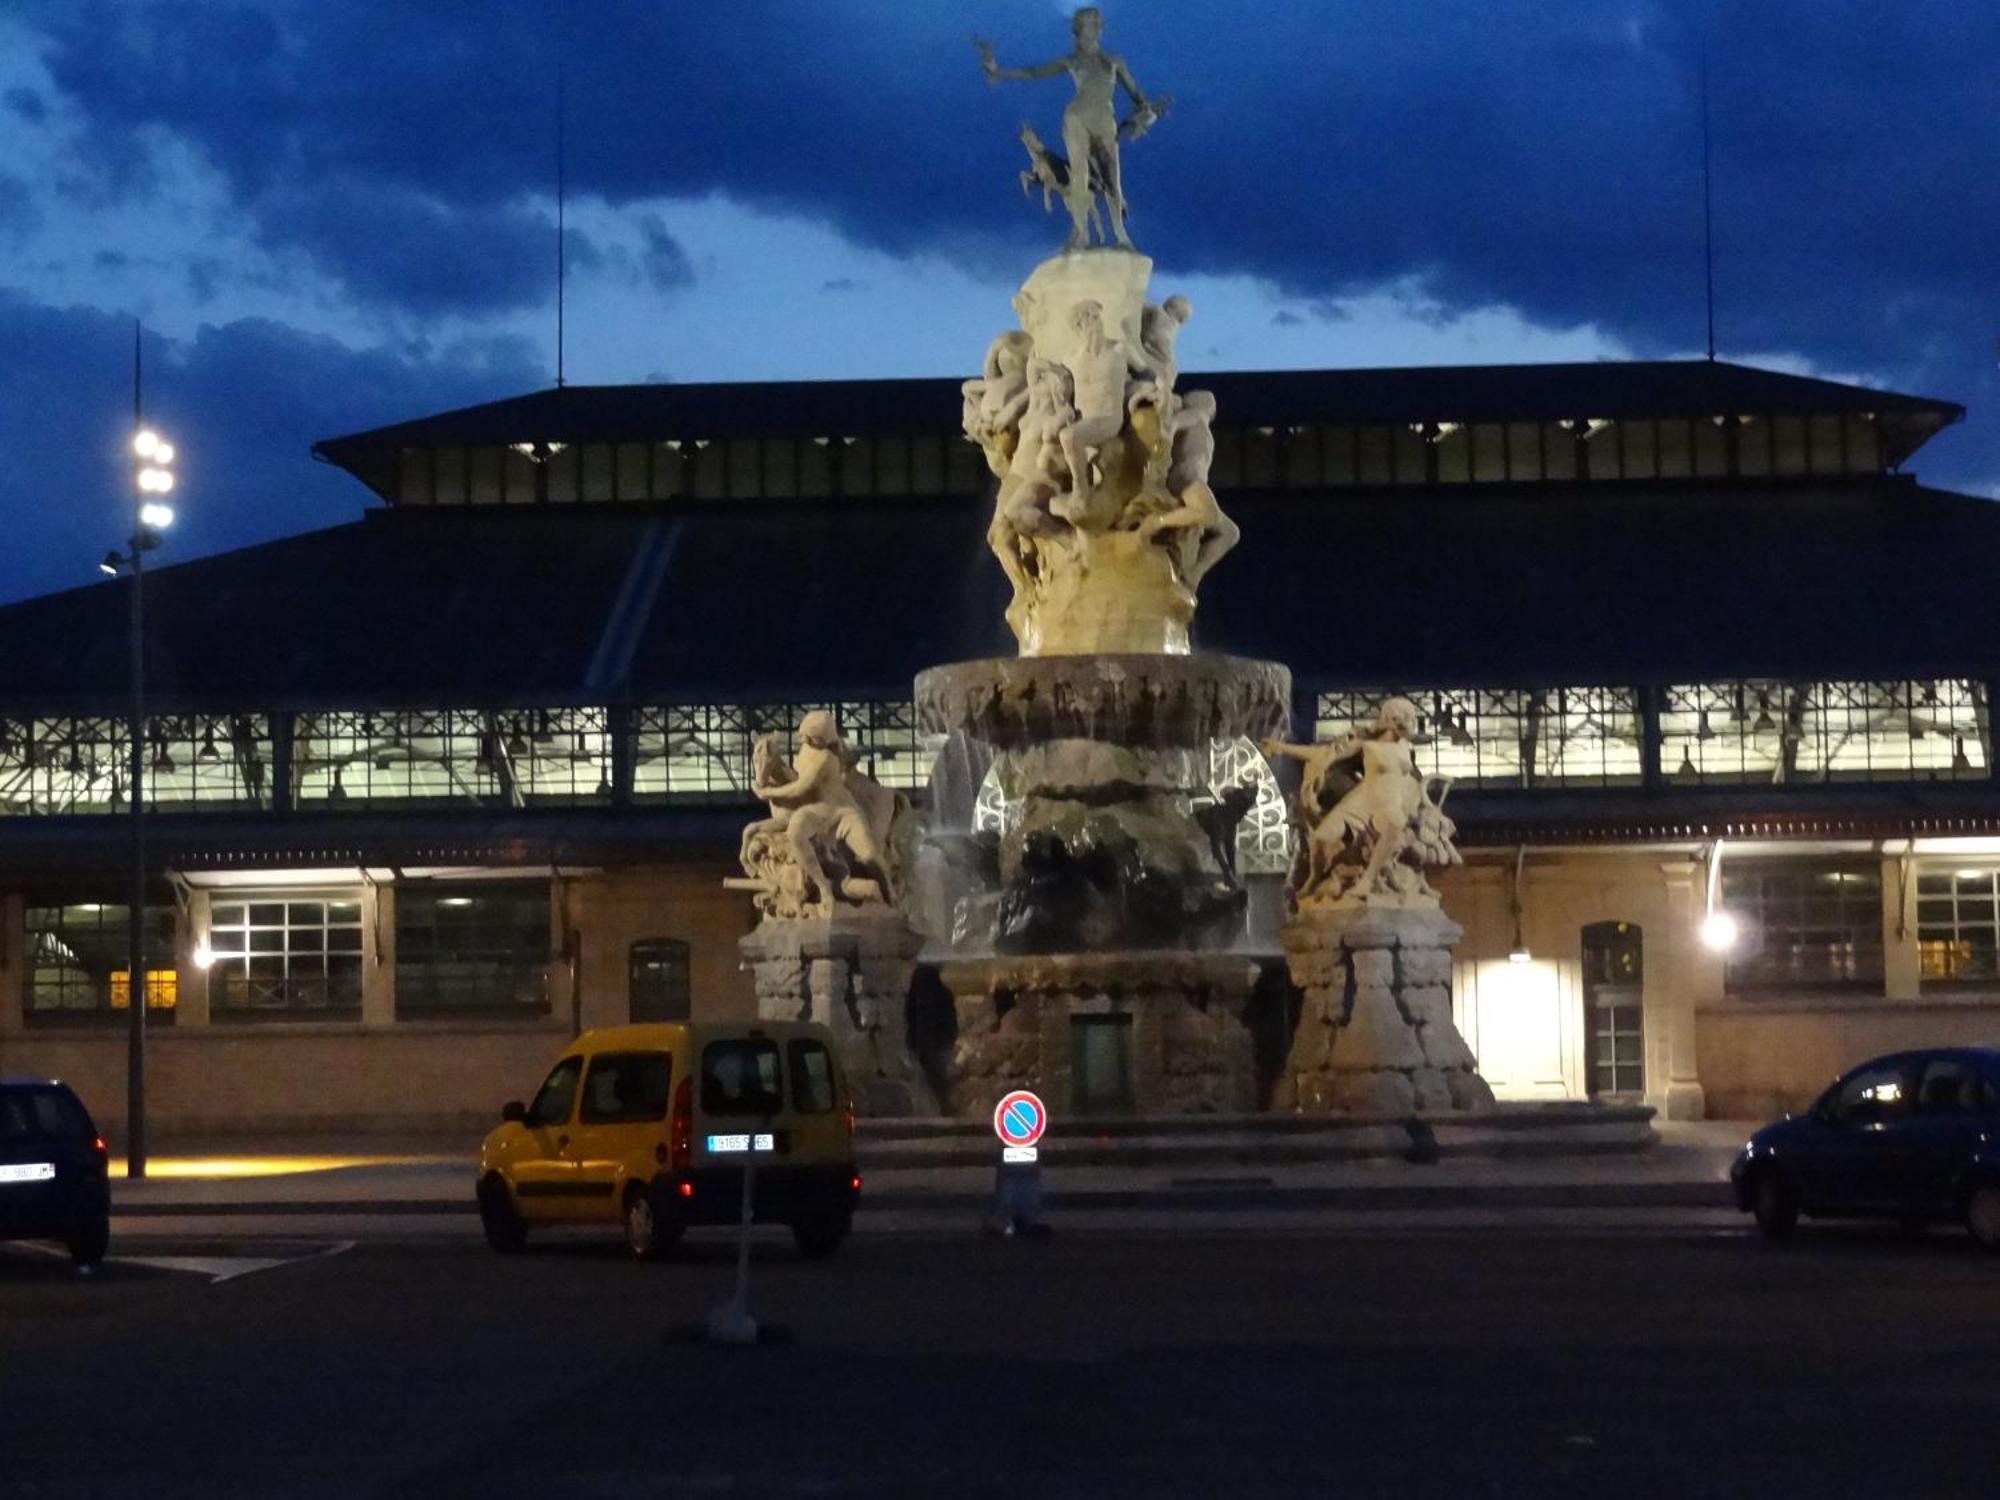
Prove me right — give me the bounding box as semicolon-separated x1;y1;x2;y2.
1280;904;1495;1114
938;951;1261;1119
739;911;936;1116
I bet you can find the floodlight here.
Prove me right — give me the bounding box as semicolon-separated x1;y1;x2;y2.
139;502;175;530
99;551;123;576
133;429;161;458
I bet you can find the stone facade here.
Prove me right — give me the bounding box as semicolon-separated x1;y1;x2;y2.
1278;905;1496;1115
739;910;935;1116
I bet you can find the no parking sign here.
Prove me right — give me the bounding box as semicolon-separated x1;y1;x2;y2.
993;1089;1047;1162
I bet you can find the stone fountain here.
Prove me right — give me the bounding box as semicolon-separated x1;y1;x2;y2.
729;6;1494;1122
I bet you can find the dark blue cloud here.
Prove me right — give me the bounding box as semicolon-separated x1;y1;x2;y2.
637;215;693;291
0;292;543;602
7;0;1998;495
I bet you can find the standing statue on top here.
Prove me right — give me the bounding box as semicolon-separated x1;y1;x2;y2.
977;7;1163;251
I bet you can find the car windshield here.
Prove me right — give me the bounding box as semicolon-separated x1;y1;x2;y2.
0;1086;90;1141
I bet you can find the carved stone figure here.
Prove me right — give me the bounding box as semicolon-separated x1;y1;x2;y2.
976;7;1159;251
1261;698;1462;908
962;330;1035;475
1017;124;1104;245
730;711;915;920
1138;390;1238;587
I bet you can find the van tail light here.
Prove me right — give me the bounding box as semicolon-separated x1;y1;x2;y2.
92;1135;108;1161
669;1077;694;1171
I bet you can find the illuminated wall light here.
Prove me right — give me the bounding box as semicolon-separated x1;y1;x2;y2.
192;942;216;971
1699;910;1739;952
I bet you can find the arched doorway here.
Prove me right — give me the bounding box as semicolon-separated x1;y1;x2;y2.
1580;921;1644;1100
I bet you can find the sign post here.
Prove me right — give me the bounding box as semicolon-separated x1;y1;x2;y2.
989;1089;1050;1237
705;1116;777;1346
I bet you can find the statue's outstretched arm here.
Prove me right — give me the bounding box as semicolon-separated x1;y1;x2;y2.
977;38;1070;84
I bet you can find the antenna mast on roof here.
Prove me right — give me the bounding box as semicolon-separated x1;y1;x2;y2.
555;56;568;389
1701;42;1717;362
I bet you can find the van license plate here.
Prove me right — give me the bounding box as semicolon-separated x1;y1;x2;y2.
0;1162;55;1184
704;1134;775;1154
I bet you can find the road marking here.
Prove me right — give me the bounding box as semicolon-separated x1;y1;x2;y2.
109;1239;355;1283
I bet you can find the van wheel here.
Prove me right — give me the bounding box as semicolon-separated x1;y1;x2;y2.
478;1175;528;1254
624;1184;681;1261
67;1220;109;1270
792;1213;850;1260
1967;1186;2000;1250
1752;1170;1799;1239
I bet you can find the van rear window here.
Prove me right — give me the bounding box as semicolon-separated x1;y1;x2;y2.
701;1040;783;1117
0;1086;90;1141
788;1040;836;1115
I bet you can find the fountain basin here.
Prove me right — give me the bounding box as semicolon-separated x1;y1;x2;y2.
915;652;1291;751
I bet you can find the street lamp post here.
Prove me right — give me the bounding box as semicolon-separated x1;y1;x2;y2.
108;324;177;1179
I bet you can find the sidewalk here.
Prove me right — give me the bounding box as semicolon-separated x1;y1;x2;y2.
106;1121;1750;1221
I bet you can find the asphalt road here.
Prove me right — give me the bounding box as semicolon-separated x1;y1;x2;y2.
3;1221;1998;1499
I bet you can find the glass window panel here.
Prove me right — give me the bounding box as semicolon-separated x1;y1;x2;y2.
945;438;984;494
630;938;691;1023
1244;428;1278;488
1585;422;1621;479
797;438;832;497
25;902;175;1022
468;446;503;504
395;884;550;1016
653;443;686;499
503;446;539;504
207;892;364;1016
1656;419;1693;479
1808;414;1845;475
839;437;876;495
874;437;911;496
1355;427;1392;485
1321;426;1356;486
1434;426;1470;483
1620;419;1658;479
1725;862;1883;994
910;435;944;494
615;442;650;500
1210;427;1242;487
1391;425;1427;484
1843;415;1881;472
1504;423;1542;481
1542;423;1578;481
397;448;432;505
1693;418;1729;476
1736;418;1771;476
434;447;467;505
726;438;761;498
544;445;580;503
691;441;725;499
1469;425;1505;482
1281;426;1319;488
1772;415;1808;475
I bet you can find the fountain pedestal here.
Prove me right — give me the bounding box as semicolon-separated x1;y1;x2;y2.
1278;905;1497;1114
940;951;1261;1119
740;911;936;1117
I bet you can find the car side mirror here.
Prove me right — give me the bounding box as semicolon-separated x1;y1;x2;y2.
502;1100;527;1124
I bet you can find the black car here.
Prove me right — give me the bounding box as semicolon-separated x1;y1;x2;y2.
0;1079;111;1269
1731;1047;2000;1247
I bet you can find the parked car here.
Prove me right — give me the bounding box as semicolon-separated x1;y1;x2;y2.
1731;1047;2000;1247
476;1021;861;1260
0;1078;112;1269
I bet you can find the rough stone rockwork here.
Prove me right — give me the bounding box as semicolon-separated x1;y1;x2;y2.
941;951;1259;1119
1278;905;1497;1115
739;911;936;1117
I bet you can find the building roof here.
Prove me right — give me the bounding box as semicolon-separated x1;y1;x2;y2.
313;360;1964;503
1;474;1996;711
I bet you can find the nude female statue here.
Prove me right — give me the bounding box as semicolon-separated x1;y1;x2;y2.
976;7;1157;250
1261;698;1459;904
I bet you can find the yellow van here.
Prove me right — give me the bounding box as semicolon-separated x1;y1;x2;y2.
476;1021;860;1260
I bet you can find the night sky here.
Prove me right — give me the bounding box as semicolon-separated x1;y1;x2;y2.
1;0;1993;604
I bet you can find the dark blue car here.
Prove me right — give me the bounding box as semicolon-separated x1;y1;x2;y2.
0;1079;111;1269
1731;1047;2000;1247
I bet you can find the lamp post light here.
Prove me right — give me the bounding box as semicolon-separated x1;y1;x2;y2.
103;325;178;1179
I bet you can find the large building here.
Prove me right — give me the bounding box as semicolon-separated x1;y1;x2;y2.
0;358;1993;1133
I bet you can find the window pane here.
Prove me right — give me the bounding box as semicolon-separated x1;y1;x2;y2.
395;885;549;1016
701;1039;783;1116
630;938;692;1023
788;1040;837;1115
